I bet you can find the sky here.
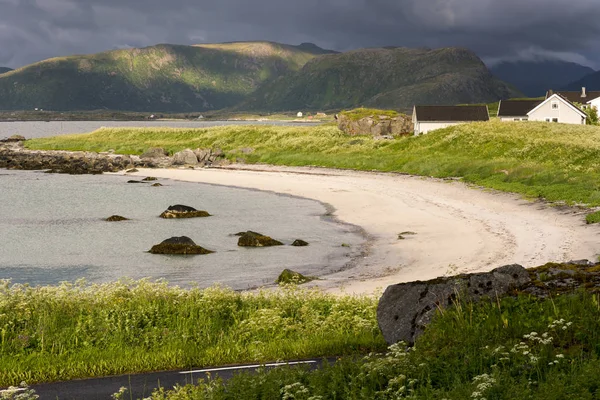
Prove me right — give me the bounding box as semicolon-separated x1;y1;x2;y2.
1;0;600;69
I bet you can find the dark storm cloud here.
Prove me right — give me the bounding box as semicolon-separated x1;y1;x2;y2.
1;0;599;68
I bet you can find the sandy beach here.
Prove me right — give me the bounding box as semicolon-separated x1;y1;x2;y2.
128;165;600;295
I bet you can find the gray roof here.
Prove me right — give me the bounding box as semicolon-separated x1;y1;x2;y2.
413;105;489;122
497;100;542;117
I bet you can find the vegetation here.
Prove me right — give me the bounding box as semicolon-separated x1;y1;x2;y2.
239;47;521;112
339;108;399;121
0;42;328;112
0;280;383;387
120;291;600;399
27;120;600;211
586;211;600;224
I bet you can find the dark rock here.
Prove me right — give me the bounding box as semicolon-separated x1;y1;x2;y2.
0;135;26;142
149;236;214;255
152;183;163;187
140;147;168;159
127;180;145;183
105;215;129;222
126;168;139;173
277;269;313;284
142;176;158;181
291;239;309;247
377;264;530;345
159;204;211;218
237;231;283;247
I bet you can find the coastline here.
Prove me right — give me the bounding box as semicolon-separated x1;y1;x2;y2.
124;165;600;295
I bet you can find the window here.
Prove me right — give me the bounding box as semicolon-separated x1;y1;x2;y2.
551;102;559;110
514;118;520;121
552;118;558;123
545;118;551;122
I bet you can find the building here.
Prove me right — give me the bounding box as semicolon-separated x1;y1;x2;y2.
412;105;490;135
497;100;542;121
548;87;600;109
527;93;587;124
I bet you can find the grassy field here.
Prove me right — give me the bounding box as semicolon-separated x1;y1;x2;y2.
26;120;600;213
133;291;600;400
0;280;384;387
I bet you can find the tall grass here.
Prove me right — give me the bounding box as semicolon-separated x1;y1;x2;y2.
0;280;384;387
139;291;600;399
26;120;600;208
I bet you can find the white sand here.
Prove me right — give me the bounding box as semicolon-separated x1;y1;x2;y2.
128;165;600;295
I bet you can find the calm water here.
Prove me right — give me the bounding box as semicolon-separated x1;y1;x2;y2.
0;120;318;139
0;170;364;289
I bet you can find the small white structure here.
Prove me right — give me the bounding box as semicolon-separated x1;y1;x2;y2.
412;105;489;135
297;112;303;118
497;100;541;122
527;94;586;124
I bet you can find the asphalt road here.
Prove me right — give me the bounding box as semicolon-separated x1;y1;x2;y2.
9;359;333;400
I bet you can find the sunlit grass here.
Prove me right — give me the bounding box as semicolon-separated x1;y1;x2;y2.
0;279;384;386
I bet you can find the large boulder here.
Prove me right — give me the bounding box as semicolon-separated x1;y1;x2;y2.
172;149;198;165
105;215;129;222
237;231;283;247
377;264;531;345
140;147;168;159
159;204;210;218
276;269;313;285
149;236;214;255
337;113;413;137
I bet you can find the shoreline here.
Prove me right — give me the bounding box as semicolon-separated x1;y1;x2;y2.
125;165;600;295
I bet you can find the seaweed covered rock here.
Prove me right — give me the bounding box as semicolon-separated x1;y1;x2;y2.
149;236;213;255
237;231;283;247
142;176;158;181
291;239;309;247
0;135;26;142
105;215;129;222
159;204;210;218
277;269;313;285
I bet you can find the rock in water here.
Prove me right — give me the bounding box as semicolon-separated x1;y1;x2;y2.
142;176;158;181
237;231;283;247
291;239;309;247
277;269;313;284
159;204;211;218
105;215;129;222
377;264;531;345
149;236;214;255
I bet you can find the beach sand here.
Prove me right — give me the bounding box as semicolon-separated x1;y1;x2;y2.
127;165;600;295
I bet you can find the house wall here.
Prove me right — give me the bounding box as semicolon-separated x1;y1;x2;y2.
588;98;600;111
414;121;462;135
500;117;528;122
528;98;586;125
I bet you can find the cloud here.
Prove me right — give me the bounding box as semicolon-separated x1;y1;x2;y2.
1;0;599;69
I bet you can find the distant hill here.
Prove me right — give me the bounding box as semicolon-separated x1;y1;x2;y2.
0;67;12;74
239;47;521;112
490;60;595;97
563;70;600;91
0;42;331;112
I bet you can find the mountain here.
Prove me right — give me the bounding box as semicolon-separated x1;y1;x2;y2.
0;42;332;112
239;47;521;112
563;70;600;91
0;67;12;74
490;60;595;97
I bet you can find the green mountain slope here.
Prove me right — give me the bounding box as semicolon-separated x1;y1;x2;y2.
240;47;521;112
0;67;12;74
0;42;330;112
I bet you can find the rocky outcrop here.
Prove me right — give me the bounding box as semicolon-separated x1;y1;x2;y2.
105;215;129;222
172;149;198;166
378;261;600;346
337;114;413;137
159;204;211;219
149;236;214;255
237;231;283;247
0;142;148;174
0;135;26;143
140;147;168;159
291;239;309;247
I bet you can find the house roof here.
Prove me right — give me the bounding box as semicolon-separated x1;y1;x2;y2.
497;100;542;117
528;93;587;118
548;90;600;104
413;105;489;122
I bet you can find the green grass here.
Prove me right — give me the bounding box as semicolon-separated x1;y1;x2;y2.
133;291;600;399
586;211;600;224
339;107;400;121
26;120;600;208
0;280;384;387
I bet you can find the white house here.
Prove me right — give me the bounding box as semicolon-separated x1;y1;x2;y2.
497;100;542;122
549;87;600;110
412;105;489;135
587;96;600;111
527;93;587;124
